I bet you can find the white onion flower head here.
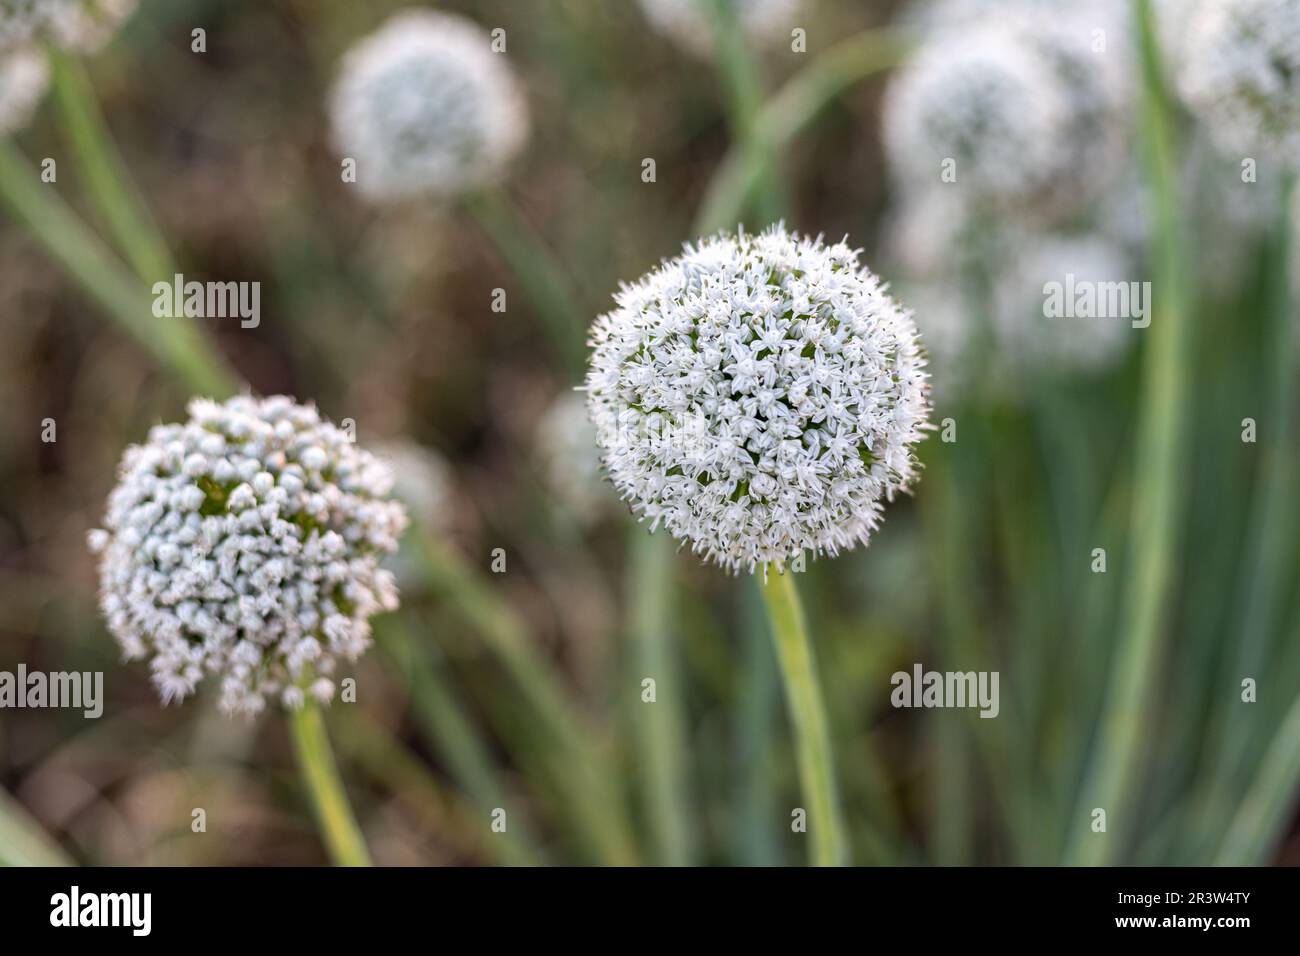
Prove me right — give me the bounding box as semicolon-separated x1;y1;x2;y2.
88;395;408;717
537;392;616;525
1178;0;1300;161
638;0;800;57
0;0;136;54
0;47;47;133
883;25;1071;209
329;9;528;202
585;225;931;573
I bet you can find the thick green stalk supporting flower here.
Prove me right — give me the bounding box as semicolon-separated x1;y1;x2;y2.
1067;0;1192;866
759;570;846;866
732;580;783;865
288;703;372;867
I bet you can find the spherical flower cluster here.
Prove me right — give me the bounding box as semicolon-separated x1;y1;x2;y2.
0;0;136;54
883;27;1069;208
585;225;931;573
88;395;408;717
537;392;616;526
637;0;801;57
884;2;1130;217
1177;0;1300;161
329;9;529;202
0;46;48;134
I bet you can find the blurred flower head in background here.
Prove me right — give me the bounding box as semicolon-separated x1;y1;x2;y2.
905;228;1136;404
375;440;452;535
328;8;529;202
883;0;1143;405
87;395;408;717
1177;0;1300;162
637;0;801;57
0;45;47;133
536;391;618;527
885;0;1131;220
991;232;1135;375
883;25;1070;211
0;0;135;53
585;225;930;573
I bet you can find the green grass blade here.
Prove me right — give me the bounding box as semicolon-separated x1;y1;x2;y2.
1067;0;1193;865
0;140;238;398
0;788;73;867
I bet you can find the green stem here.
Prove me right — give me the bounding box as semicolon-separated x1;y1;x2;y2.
759;569;846;866
731;579;783;865
1215;174;1297;751
48;48;174;283
1215;691;1300;865
0;140;238;397
696;29;906;234
374;614;546;867
332;706;542;865
0;788;72;866
628;528;694;865
287;703;372;867
704;0;786;227
464;190;587;377
1067;0;1192;865
413;527;639;865
922;438;1024;863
